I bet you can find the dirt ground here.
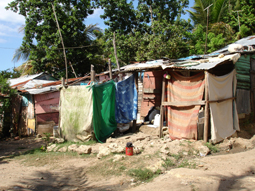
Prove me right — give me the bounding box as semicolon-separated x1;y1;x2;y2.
0;123;255;191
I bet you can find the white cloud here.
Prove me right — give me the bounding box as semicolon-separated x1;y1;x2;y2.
0;38;7;43
87;8;104;19
0;0;25;24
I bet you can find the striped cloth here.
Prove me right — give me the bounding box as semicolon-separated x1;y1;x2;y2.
166;72;205;140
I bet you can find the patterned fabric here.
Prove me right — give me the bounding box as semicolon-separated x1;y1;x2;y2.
166;72;205;140
115;74;138;123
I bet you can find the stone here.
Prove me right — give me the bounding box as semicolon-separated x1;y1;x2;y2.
58;146;67;152
218;139;232;151
36;134;42;138
231;137;254;149
97;147;111;159
54;138;65;144
76;145;92;155
192;141;210;157
106;137;116;143
68;144;79;152
133;147;142;154
162;126;168;131
108;143;125;153
251;135;255;145
47;144;57;152
113;155;126;162
160;144;170;155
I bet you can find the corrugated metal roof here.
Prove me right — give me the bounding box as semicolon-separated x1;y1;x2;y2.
26;85;60;94
23;80;56;89
210;35;255;54
9;73;44;87
163;53;241;70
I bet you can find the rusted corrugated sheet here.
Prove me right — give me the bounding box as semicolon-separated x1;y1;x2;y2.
11;95;22;135
140;71;163;117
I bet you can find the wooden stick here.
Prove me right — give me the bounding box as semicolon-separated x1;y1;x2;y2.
204;71;209;142
69;62;77;78
162;101;205;107
159;76;166;138
91;65;95;82
108;59;113;80
52;3;68;84
208;97;235;103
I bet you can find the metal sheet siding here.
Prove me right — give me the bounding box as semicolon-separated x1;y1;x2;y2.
236;89;251;114
235;55;251;89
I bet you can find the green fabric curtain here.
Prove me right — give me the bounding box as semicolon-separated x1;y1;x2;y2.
92;80;117;142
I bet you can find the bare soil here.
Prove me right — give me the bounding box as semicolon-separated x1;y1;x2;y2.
0;123;255;191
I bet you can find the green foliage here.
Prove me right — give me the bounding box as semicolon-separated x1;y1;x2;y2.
6;0;104;78
162;158;175;169
205;142;219;153
128;168;161;182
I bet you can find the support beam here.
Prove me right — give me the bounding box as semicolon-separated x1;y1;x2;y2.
204;71;209;142
159;77;166;138
108;59;113;80
91;65;95;82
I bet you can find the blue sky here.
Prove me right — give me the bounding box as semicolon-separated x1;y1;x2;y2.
0;0;194;72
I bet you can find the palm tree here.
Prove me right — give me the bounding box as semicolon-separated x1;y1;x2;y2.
188;0;229;26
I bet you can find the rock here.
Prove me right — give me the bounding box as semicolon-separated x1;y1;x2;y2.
113;154;126;162
166;140;188;155
182;152;188;156
47;144;57;152
160;144;170;155
106;137;116;143
133;147;142;154
192;141;210;157
231;137;254;149
76;145;92;155
108;143;125;153
36;158;40;161
53;146;59;152
54;138;65;144
162;126;168;131
251;135;255;145
97;147;111;159
36;134;42;138
68;144;79;152
58;146;67;152
218;139;232;151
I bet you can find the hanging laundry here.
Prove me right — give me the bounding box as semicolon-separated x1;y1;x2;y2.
208;69;239;143
60;86;93;141
166;72;205;140
92;80;117;142
115;74;138;123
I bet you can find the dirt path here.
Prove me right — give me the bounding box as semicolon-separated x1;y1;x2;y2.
1;130;255;191
129;148;255;191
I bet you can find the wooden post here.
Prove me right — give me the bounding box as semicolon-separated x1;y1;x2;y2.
159;76;166;138
108;59;113;80
52;3;68;84
61;77;65;87
91;65;95;82
132;72;139;133
204;71;209;142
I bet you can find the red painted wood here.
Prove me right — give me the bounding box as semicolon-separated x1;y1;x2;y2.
34;91;60;103
35;97;59;114
140;71;163;117
36;112;59;125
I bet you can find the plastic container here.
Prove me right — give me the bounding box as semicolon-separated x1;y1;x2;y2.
126;142;133;156
126;147;133;156
153;114;160;127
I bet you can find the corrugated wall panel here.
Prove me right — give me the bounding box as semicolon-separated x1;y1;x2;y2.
235;55;251;90
36;113;59;125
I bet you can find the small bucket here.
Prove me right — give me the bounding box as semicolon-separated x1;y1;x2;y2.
126;147;133;156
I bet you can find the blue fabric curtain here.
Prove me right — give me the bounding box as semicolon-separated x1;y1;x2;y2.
115;74;138;123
